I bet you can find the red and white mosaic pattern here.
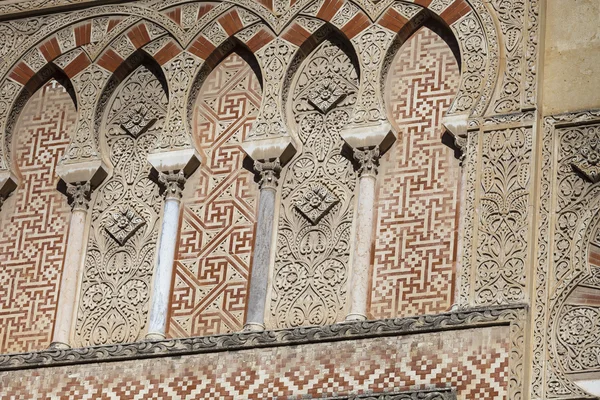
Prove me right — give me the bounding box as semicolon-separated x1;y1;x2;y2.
370;27;461;319
168;52;261;337
0;326;509;399
0;81;75;354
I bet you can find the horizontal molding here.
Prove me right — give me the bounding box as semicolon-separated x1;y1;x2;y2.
322;388;456;400
0;304;526;371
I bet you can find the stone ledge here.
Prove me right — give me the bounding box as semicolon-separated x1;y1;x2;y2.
322;388;456;400
0;304;526;371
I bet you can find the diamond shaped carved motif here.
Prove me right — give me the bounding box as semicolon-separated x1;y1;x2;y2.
307;77;347;114
295;183;339;225
105;207;145;245
120;104;157;138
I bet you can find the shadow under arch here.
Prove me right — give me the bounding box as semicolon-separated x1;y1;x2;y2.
185;35;263;151
5;64;76;178
93;49;169;166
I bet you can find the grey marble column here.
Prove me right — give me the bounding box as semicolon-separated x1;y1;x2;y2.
243;159;281;332
146;171;186;340
346;147;381;321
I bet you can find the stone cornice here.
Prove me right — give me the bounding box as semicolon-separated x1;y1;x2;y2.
321;388;456;400
0;304;526;371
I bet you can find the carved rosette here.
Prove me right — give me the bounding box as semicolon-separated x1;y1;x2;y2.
254;159;281;190
66;181;92;212
158;171;186;200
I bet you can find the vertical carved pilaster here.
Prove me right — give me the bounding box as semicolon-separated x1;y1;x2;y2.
244;159;281;332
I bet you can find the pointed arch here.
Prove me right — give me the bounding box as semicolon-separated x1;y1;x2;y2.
0;78;77;354
167;39;263;337
369;25;462;320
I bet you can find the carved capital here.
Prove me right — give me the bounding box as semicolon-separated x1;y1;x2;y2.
254;159;281;190
158;171;186;200
66;181;92;212
353;146;381;178
0;170;18;211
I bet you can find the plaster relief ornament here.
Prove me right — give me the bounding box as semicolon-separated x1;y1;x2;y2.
120;104;157;139
295;182;339;225
572;126;600;183
105;207;145;245
307;76;348;114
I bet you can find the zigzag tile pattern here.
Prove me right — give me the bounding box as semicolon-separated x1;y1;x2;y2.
370;27;461;319
0;326;509;399
168;53;261;337
0;81;75;353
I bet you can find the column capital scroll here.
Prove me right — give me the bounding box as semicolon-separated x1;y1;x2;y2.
66;181;92;212
353;146;381;178
254;159;282;190
158;171;186;200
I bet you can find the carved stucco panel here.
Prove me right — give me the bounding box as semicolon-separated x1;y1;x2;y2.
61;64;111;165
350;24;394;126
249;37;297;140
74;64;167;347
473;126;532;306
160;51;202;151
268;37;358;329
532;112;600;399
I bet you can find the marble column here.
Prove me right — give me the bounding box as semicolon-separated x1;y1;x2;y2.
346;147;381;321
50;182;92;348
146;171;186;340
243;159;281;332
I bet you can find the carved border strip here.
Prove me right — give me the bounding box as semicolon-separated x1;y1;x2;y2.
534;110;600;399
320;388;456;400
0;305;526;376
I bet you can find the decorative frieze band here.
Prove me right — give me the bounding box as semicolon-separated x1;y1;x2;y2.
0;305;526;372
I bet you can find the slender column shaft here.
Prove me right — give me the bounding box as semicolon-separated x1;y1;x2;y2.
146;172;185;340
346;147;380;322
51;182;91;348
244;160;281;332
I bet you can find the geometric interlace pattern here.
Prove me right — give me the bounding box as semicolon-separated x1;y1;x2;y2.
0;81;75;353
0;326;509;399
168;53;261;337
370;27;461;319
